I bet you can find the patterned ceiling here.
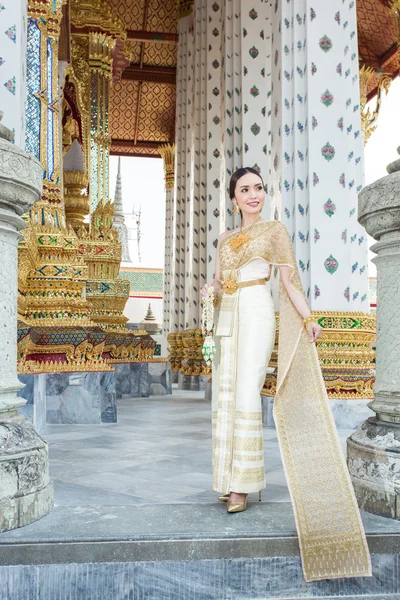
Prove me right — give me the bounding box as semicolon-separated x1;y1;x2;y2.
106;0;398;158
108;0;178;158
357;0;399;100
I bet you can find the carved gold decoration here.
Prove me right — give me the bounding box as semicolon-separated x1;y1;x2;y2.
70;0;126;41
158;144;175;189
261;311;376;400
88;32;115;77
168;330;211;377
177;0;194;19
359;65;392;144
167;332;184;373
64;171;90;231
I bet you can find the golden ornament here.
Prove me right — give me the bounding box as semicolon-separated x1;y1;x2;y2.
222;278;238;295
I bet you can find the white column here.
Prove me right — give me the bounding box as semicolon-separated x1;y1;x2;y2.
172;13;194;332
0;0;27;146
206;0;273;281
271;0;368;310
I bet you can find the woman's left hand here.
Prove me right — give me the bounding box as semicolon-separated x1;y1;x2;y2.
306;322;322;342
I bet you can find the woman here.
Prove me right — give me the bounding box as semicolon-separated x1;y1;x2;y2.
200;167;371;582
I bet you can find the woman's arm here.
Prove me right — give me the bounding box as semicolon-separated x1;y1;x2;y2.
200;232;228;298
279;265;322;342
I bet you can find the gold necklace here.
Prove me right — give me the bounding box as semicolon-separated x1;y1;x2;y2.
228;217;262;253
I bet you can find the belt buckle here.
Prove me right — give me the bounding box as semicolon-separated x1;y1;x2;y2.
222;278;238;295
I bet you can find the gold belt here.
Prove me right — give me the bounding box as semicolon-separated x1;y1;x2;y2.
221;277;269;295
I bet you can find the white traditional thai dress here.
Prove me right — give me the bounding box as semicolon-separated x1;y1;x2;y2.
211;220;371;582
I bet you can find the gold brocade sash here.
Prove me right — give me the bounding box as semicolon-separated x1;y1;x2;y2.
214;221;371;582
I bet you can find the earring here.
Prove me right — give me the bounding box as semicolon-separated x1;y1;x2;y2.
232;202;240;215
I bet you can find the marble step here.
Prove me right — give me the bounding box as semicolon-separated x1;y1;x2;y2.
1;504;400;598
1;502;400;566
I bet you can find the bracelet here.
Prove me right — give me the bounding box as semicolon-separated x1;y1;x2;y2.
303;316;315;328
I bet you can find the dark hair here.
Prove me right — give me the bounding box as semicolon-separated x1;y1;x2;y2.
229;167;264;200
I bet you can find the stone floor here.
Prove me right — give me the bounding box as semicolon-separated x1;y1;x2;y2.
44;385;350;507
4;387;400;599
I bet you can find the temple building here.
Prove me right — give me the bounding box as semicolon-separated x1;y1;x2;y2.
1;0;400;597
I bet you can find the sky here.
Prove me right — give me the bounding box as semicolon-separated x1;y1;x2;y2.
109;78;400;274
109;156;166;268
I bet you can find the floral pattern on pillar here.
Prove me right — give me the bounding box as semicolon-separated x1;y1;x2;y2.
271;0;368;311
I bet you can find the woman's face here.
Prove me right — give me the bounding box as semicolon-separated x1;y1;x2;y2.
234;172;265;216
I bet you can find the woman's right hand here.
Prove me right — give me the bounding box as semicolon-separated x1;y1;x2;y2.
200;281;221;299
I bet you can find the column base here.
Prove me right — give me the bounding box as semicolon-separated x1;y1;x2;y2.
0;417;53;532
18;371;117;425
347;417;400;519
178;373;209;391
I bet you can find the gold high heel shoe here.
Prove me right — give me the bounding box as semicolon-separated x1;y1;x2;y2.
221;490;262;505
227;494;248;513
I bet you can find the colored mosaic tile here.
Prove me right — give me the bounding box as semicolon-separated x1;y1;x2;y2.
361;294;367;302
310;7;316;20
337;117;344;131
341;229;347;243
250;123;260;136
284;207;290;219
213;179;220;188
213;149;220;158
323;199;336;217
297;67;304;78
249;8;258;19
260;30;264;40
351;262;358;274
212;28;219;37
297;121;304;133
299;259;305;272
212;2;219;11
0;57;4;67
5;24;16;43
313;172;319;186
314;228;320;243
353;291;359;300
298;204;305;216
4;75;16;95
321;89;334;107
298;231;306;242
335;11;340;24
212;87;220;96
249;46;259;59
243;27;248;37
319;34;332;53
350;233;357;243
344;287;350;302
324;255;339;275
312;116;318;130
321;142;335;161
298;150;304;161
297;179;304;191
314;285;321;299
336;62;342;76
311;62;317;75
0;5;5;10
250;85;259;97
213;208;220;217
339;173;345;187
358;236;364;245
